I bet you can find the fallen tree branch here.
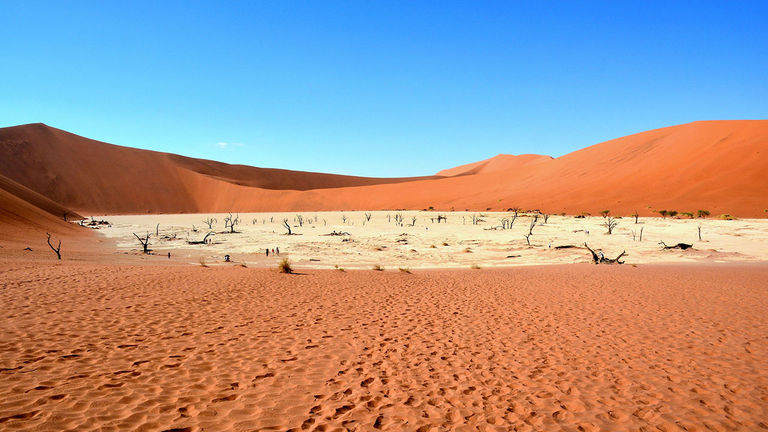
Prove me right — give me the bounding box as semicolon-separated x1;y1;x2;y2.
584;243;626;264
659;241;693;250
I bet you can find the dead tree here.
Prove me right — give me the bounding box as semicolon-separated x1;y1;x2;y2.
203;217;217;229
410;216;417;226
584;243;626;264
46;233;61;260
155;223;160;237
133;232;151;254
632;211;639;224
542;214;550;224
500;218;511;229
659;241;693;250
342;214;348;224
364;212;372;222
224;213;240;233
437;215;447;223
188;231;214;245
296;215;304;227
282;219;293;235
524;216;538;246
603;217;618;234
697;225;702;241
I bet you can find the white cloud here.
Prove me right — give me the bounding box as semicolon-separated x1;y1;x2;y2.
216;142;244;149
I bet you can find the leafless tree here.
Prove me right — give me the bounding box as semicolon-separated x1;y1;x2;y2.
203;217;217;230
603;217;618;234
224;213;240;233
282;218;292;235
542;214;550;224
524;216;538;246
296;214;304;227
437;214;447;223
46;233;61;260
342;214;348;224
409;216;417;226
364;212;372;222
632;211;639;224
133;232;151;254
639;226;644;241
697;224;702;241
155;223;160;237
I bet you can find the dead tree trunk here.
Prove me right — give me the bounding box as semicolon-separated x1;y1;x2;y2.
659;241;693;250
584;243;626;264
282;219;292;235
133;232;151;254
46;233;61;260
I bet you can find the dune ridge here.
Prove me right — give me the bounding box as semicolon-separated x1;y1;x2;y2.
0;120;766;220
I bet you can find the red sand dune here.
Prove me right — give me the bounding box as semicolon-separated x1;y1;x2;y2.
435;153;552;177
0;173;82;241
0;120;766;217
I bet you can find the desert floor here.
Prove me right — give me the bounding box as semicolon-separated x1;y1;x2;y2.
1;261;767;431
96;212;768;269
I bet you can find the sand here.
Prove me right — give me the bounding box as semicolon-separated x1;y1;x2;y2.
92;212;768;270
1;120;767;217
1;261;766;431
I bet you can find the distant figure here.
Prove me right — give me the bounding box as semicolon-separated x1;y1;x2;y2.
597;251;604;261
585;229;590;236
168;252;171;259
266;248;269;257
548;242;552;249
272;248;275;255
224;254;231;262
276;247;280;255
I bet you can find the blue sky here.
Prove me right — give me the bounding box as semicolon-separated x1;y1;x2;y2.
1;1;766;177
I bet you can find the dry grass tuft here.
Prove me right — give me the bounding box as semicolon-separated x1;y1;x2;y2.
372;264;384;271
470;263;481;269
398;267;412;274
278;258;292;273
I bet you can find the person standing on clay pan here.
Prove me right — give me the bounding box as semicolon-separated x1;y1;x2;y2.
266;248;269;256
276;247;280;255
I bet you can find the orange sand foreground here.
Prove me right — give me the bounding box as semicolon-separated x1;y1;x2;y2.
1;262;766;431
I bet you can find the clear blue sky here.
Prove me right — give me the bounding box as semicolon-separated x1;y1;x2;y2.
1;1;766;177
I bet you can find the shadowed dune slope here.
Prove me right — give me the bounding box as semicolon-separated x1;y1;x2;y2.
0;174;83;238
0;120;766;216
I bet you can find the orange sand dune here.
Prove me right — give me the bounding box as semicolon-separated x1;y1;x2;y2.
436;153;552;177
1;262;766;431
0;173;83;242
1;120;766;217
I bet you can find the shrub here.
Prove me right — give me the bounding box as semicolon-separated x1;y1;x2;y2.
278;258;292;273
668;210;678;218
442;241;449;246
680;212;694;219
697;210;710;218
658;210;668;218
470;264;481;269
601;210;610;218
372;264;384;271
719;214;734;220
334;264;345;272
398;267;412;274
